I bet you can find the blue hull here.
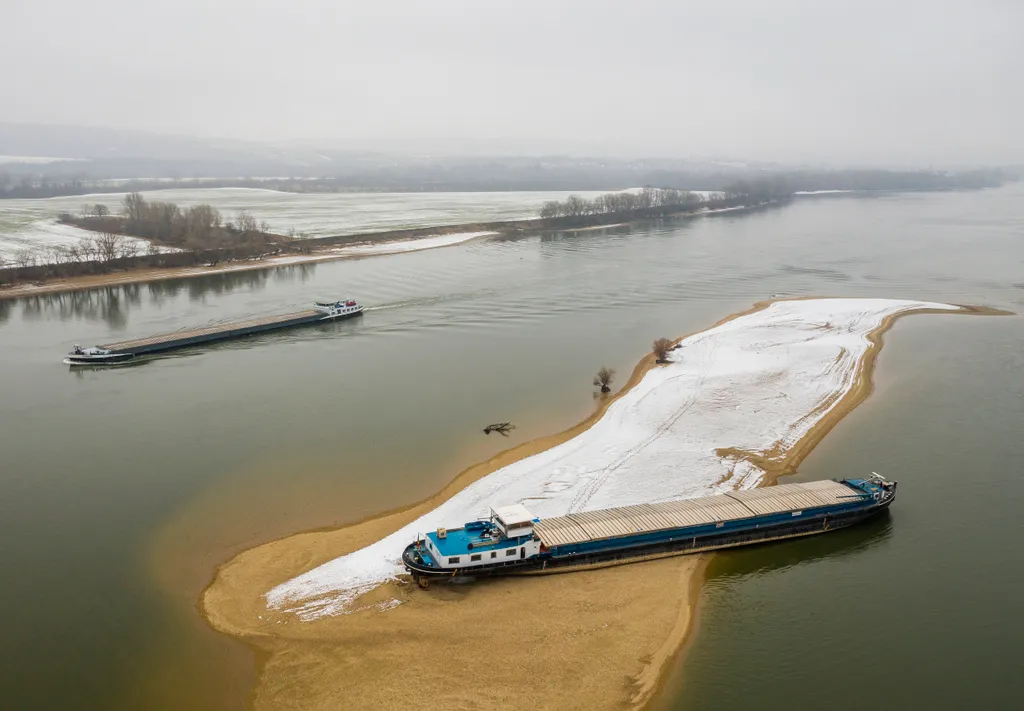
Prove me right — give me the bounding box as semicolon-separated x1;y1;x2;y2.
403;485;895;579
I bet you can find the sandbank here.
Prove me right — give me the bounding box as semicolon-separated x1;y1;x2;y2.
201;298;1001;711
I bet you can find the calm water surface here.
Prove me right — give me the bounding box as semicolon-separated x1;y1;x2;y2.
657;314;1024;711
0;186;1021;710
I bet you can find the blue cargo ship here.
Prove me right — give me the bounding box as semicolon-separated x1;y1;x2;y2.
64;299;363;365
402;475;896;583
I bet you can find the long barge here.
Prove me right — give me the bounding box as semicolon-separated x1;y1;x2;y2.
402;475;896;583
64;299;363;365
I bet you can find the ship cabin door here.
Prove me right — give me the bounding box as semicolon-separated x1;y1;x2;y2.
520;547;525;559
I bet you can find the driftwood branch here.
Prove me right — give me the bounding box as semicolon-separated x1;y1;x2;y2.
483;422;516;436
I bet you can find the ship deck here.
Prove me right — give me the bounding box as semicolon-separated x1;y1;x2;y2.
426;527;527;557
100;309;321;352
532;480;867;547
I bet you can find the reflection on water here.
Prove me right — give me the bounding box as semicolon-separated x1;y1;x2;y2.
19;285;143;328
703;512;893;581
66;356;156;376
185;269;271;301
271;263;317;284
3;263;321;328
660;313;1024;711
537;224;637;243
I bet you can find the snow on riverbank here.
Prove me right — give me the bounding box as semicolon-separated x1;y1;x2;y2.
266;298;958;620
0;230;497;298
168;231;496;275
335;231;495;256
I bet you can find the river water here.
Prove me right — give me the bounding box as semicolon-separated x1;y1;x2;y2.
0;186;1021;710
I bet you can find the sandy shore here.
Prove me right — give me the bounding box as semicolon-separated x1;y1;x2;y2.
0;230;496;301
201;298;1003;711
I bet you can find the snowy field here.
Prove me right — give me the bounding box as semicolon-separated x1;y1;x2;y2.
0;155;77;164
267;298;958;620
0;213;155;262
0;188;621;261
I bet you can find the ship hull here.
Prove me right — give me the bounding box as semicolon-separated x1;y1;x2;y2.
122;309;363;356
402;494;893;580
63;352;136;365
65;307;363;365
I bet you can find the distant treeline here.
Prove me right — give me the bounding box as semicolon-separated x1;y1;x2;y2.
540;188;705;219
0;166;1013;199
538;179;792;221
0;175;316;200
774;168;1008;192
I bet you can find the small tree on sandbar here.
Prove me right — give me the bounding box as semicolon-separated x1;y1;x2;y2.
653;337;674;363
593;366;615;393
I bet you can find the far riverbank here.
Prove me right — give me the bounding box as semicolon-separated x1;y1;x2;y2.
0;199;778;301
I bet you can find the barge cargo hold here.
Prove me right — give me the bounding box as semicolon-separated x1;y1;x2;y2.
64;299;363;365
402;475;896;581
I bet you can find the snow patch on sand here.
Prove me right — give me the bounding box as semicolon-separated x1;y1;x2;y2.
267;298;958;620
337;231;494;256
167;232;494;276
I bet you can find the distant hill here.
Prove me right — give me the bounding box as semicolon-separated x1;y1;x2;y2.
0;123;1013;196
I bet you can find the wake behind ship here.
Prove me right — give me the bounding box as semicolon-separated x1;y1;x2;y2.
403;475;896;583
64;299;363;365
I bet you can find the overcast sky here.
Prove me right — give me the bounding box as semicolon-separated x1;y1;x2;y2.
1;0;1020;165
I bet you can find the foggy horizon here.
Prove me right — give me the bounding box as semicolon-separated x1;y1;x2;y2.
1;1;1021;166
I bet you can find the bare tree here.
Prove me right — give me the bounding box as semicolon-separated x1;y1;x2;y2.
118;239;139;260
46;246;70;266
94;232;125;262
540;200;562;219
0;254;7;270
236;210;259;235
563;195;590;217
121;192;147;225
653;337;674;363
14;249;38;269
76;235;98;261
593;366;615;393
93;204;110;218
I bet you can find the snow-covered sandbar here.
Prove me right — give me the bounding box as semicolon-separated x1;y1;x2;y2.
267;298;959;619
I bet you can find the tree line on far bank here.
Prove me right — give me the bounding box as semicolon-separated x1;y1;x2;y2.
538;178;794;222
2;166;1011;201
0;193;296;286
540;187;705;219
64;193;285;253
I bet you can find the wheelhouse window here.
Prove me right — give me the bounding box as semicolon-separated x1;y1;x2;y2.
448;557;460;564
470;554;482;561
